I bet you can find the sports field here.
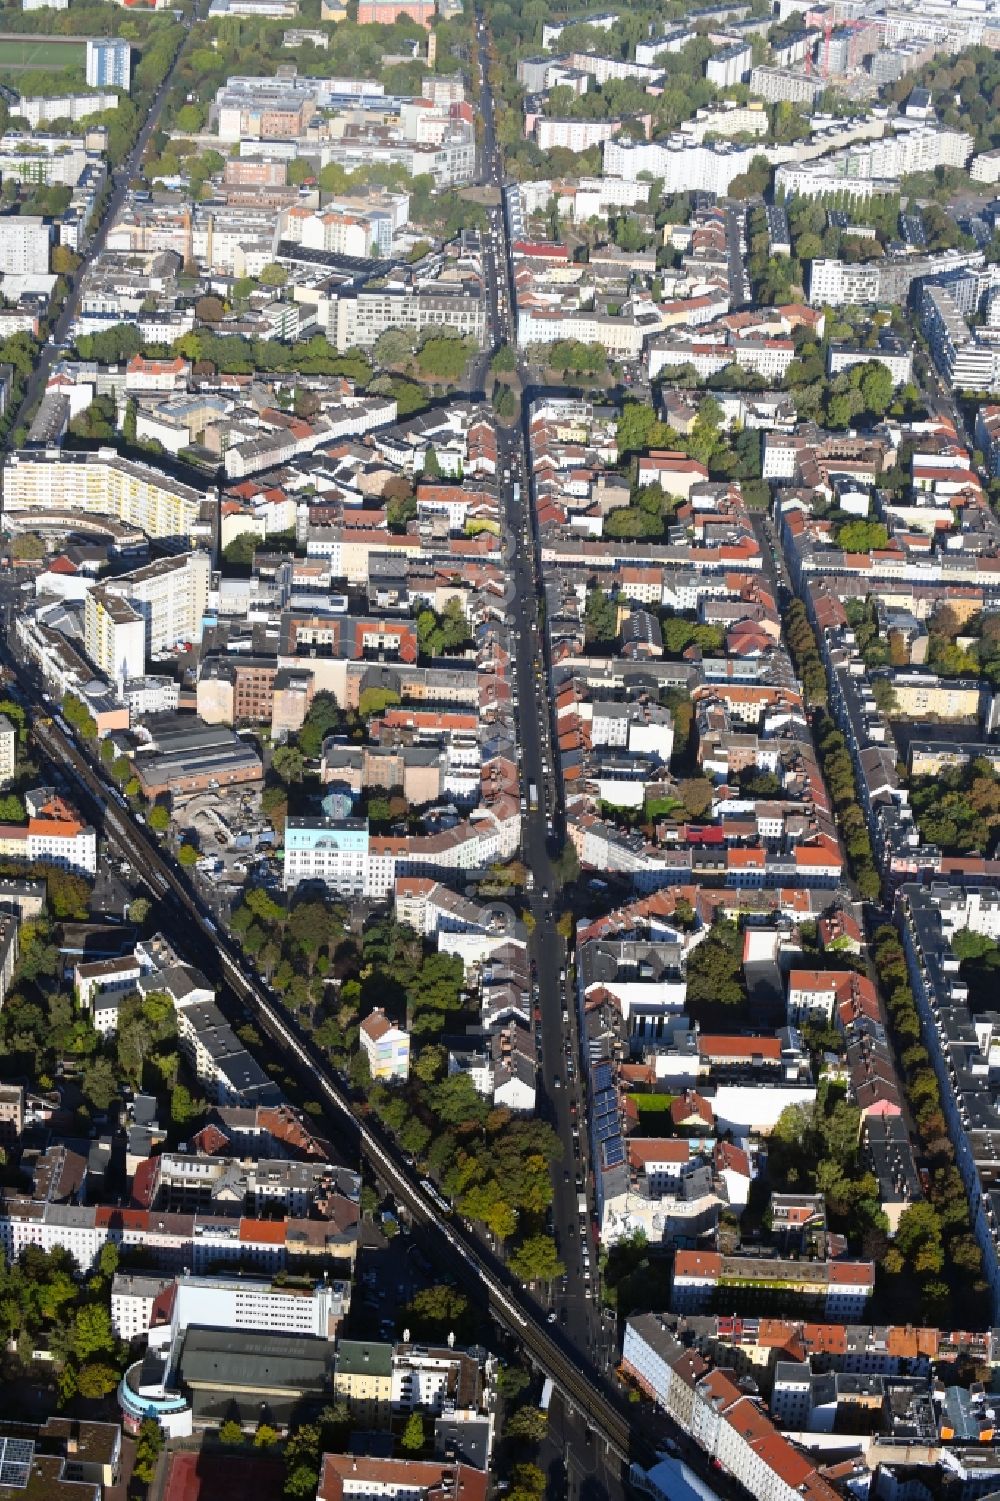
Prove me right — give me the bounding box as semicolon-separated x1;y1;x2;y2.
0;35;87;71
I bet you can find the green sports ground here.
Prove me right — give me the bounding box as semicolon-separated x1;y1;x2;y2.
0;34;87;71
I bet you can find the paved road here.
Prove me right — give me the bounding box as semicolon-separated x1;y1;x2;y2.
9;1;208;436
472;14;623;1498
750;511;791;602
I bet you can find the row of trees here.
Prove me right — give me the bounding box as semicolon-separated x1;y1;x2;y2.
871;924;987;1323
785;598;829;711
814;711;881;902
72;323;373;386
786;600;886;900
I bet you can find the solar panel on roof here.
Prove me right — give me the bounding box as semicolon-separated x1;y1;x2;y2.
594;1061;614;1092
604;1139;625;1167
596;1116;619;1142
0;1437;34;1489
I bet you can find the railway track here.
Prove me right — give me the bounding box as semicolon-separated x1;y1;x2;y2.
31;710;637;1465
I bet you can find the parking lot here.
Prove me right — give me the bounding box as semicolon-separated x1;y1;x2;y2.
349;1217;442;1343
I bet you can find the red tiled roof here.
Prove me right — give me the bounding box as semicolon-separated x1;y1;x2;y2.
239;1218;287;1245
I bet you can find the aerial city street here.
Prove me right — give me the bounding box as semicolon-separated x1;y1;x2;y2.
0;0;998;1497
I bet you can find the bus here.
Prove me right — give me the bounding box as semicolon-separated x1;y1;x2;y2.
528;781;538;811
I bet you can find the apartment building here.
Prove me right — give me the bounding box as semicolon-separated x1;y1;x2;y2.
283;818;369;896
0;790;96;876
359;1008;411;1082
776;125;972;200
83;586;145;688
623;1315;842;1501
111;1272;175;1341
786;969;878;1027
534;117;622;152
0;1192;360;1278
356;0;435;22
16;92;118;127
658;1310;997;1378
86;37;130;89
98;551;211;659
2;449;215;551
808;249;984;307
921;282;1000;392
972;147;1000;184
636;28;698;62
0;1416;120;1497
0;142;94;189
333;1339;393;1422
889;668;982;720
113;1270;350;1344
517;306;646;359
0;1084;24;1149
682;103;769;143
706;41;753;87
74;954;143;1035
215;86;315;141
0;914;17;1011
0;215;50;275
285;208;372;258
329;285;485;353
0;714;15;786
827;336;913;385
129;956;277;1107
318;1457;486;1501
750;65;823;104
976;405;1000;476
604;136;757;196
671;1249;875;1318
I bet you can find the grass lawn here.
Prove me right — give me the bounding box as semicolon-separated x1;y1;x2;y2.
0;36;86;69
628;1093;676;1117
